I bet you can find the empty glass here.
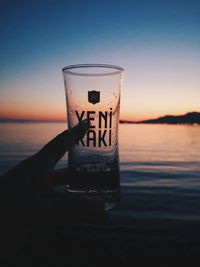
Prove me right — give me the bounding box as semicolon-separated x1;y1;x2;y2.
62;64;124;210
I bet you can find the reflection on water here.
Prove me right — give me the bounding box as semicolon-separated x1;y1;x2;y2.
0;122;67;174
120;123;200;163
0;123;200;177
118;124;200;190
1;122;200;223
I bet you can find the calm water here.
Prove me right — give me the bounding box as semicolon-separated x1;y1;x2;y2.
1;122;200;225
1;123;199;178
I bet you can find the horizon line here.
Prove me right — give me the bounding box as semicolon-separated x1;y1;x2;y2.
0;111;199;124
0;118;67;123
0;118;136;123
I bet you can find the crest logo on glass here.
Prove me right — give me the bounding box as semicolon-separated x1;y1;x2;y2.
88;90;100;104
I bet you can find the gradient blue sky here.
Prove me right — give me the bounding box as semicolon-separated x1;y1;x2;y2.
0;0;200;121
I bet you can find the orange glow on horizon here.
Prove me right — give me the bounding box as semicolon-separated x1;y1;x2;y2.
1;109;199;122
0;110;67;122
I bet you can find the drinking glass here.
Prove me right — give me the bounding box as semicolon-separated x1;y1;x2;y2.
62;64;124;210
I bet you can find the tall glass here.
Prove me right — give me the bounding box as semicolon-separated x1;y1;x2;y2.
62;64;124;210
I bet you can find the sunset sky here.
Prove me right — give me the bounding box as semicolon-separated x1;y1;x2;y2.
0;0;200;122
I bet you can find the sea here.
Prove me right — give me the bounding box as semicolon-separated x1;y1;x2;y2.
1;122;200;240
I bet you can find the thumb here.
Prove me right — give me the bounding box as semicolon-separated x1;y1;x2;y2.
35;119;90;169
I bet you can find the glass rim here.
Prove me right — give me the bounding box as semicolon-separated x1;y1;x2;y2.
62;64;124;76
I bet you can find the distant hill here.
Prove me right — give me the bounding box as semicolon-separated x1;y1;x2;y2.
138;112;200;124
119;120;137;124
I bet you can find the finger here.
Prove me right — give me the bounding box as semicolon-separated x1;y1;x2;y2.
26;195;109;226
36;119;90;169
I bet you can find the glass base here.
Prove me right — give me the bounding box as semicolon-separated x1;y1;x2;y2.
54;186;120;211
67;188;121;211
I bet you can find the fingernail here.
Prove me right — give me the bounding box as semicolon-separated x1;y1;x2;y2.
77;120;90;139
79;119;90;131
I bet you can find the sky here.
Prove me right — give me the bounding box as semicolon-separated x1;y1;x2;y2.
0;0;200;121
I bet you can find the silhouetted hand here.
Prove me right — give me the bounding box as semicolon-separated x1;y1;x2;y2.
0;120;108;262
1;119;107;226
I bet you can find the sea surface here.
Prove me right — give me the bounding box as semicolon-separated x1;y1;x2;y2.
1;122;200;235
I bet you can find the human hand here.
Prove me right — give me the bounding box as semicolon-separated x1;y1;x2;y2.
1;120;108;227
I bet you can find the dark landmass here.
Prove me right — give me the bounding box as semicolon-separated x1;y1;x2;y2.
120;112;200;125
119;120;137;124
140;112;200;124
